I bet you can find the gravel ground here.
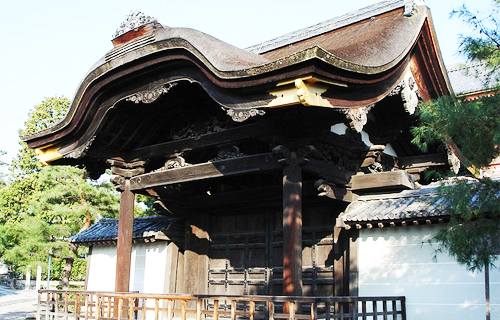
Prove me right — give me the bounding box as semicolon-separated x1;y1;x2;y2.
0;285;38;320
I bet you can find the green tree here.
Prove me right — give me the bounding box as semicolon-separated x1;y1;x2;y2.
0;96;123;287
0;150;7;187
412;2;500;319
451;1;500;79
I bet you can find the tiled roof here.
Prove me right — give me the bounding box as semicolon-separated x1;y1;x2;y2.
338;177;500;229
70;216;179;245
246;0;405;54
447;62;498;95
339;181;448;228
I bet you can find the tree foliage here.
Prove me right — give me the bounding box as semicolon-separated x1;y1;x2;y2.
434;178;500;272
451;1;500;80
412;2;500;319
0;96;124;278
0;150;7;188
412;94;500;169
13;96;69;178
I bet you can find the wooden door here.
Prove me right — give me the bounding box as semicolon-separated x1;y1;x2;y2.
207;207;341;297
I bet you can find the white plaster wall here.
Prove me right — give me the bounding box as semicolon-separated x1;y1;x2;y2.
87;242;170;294
358;225;499;320
131;242;169;294
86;246;116;291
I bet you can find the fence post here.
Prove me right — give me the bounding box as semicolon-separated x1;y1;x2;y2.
197;298;202;320
213;300;219;320
35;266;42;291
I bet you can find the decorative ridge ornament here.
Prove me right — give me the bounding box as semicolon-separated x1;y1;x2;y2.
404;0;425;17
113;11;158;39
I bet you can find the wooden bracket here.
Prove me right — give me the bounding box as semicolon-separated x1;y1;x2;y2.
267;77;335;109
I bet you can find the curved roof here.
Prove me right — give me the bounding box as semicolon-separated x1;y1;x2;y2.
249;0;426;72
23;0;451;170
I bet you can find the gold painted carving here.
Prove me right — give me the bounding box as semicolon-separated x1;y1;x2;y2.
35;146;63;165
267;77;335;108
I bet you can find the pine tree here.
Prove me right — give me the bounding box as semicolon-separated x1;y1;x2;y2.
412;2;500;319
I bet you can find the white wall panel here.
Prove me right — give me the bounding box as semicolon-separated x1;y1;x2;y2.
86;246;116;291
359;225;499;320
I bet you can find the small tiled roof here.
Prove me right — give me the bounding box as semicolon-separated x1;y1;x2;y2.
70;216;178;245
340;181;448;225
447;62;498;95
338;177;500;229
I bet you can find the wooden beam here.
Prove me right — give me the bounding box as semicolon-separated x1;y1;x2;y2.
302;159;353;185
121;123;273;160
350;170;416;192
316;180;358;202
397;153;448;173
282;152;303;296
115;179;135;292
128;153;280;191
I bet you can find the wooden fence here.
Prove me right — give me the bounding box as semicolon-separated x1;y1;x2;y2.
37;290;406;320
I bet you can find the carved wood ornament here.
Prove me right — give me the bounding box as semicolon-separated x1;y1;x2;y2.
225;108;265;122
113;11;158;39
340;105;373;133
390;71;420;115
126;83;178;104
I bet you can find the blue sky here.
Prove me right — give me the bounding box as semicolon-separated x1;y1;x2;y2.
0;0;494;168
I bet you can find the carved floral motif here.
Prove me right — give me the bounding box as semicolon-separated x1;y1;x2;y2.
212;146;243;161
225;108;265;122
113;11;158;39
65;137;95;159
126;83;177;104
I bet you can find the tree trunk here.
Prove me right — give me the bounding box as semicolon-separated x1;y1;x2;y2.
485;264;490;320
61;257;74;290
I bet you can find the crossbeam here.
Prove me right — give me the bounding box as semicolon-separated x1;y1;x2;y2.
126;153;280;191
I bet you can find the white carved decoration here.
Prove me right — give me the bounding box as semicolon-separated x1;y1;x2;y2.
341;106;373;133
126;83;177;104
113;11;158;39
164;155;189;169
404;0;425;16
225;108;265;122
401;72;419;115
447;147;461;174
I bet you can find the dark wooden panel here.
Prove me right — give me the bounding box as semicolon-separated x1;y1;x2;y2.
206;206;349;297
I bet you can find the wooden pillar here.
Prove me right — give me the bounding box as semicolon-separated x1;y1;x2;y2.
282;152;303;296
108;158;145;293
115;179;135;292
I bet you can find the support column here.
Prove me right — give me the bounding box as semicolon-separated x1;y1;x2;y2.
282;151;303;296
109;159;145;293
115;179;135;292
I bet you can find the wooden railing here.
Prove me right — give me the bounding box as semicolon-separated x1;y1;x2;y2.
37;290;406;320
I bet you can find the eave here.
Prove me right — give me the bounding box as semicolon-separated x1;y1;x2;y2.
22;1;452;170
